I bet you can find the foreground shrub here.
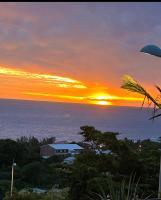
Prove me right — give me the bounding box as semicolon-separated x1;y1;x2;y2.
89;174;151;200
3;191;43;200
3;187;69;200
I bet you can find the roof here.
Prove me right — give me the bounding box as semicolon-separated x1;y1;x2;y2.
32;188;47;193
63;156;76;162
95;149;112;155
63;157;76;164
49;143;83;150
19;188;47;194
42;156;50;159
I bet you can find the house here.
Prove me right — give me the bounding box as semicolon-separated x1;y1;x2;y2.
40;143;83;158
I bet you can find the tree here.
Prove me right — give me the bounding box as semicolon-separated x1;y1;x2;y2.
0;139;23;166
69;163;98;200
40;137;56;145
16;136;40;164
79;126;119;152
21;161;42;186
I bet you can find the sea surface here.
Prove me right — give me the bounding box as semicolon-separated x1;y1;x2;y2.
0;99;160;142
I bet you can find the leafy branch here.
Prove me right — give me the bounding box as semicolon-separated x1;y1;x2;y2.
121;75;161;119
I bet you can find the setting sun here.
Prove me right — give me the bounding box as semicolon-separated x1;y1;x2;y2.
96;100;112;106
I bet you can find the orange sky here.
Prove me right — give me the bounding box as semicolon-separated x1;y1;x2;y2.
0;3;160;107
0;66;144;106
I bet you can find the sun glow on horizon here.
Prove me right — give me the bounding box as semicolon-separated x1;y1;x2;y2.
88;93;143;102
22;91;143;106
95;100;112;106
23;92;113;106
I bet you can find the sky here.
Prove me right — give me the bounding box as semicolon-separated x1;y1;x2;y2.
0;2;161;106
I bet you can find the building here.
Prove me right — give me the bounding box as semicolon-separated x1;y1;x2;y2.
40;143;83;158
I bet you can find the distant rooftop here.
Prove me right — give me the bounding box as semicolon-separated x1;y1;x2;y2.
63;156;76;162
95;149;112;155
49;143;83;150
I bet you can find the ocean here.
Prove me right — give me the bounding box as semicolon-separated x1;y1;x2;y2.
0;99;160;142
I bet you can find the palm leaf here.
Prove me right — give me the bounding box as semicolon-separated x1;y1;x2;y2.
155;85;161;93
121;75;161;109
149;113;161;120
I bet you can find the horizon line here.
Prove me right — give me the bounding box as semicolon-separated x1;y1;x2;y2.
0;97;151;109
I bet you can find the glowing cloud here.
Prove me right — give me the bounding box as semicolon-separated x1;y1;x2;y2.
0;66;87;89
23;92;85;100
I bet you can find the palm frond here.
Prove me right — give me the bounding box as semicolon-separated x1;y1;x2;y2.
155;85;161;93
149;113;161;120
141;95;146;110
121;75;161;109
121;75;147;96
